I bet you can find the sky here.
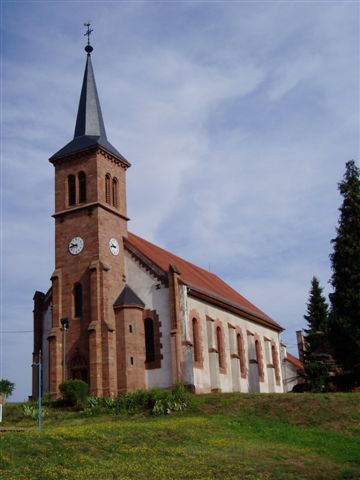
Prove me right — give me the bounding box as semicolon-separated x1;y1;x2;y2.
1;0;359;401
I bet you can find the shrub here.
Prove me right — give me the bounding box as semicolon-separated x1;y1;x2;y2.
292;383;310;393
59;379;89;409
85;383;192;415
23;404;48;419
151;382;190;415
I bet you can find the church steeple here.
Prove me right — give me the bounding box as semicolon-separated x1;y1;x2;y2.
50;32;129;165
73;53;106;138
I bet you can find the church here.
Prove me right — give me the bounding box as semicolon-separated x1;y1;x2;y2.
32;36;285;398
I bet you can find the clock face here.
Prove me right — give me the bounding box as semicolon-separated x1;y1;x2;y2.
68;236;84;255
109;238;119;256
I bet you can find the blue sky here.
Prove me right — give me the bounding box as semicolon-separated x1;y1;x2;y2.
1;1;359;401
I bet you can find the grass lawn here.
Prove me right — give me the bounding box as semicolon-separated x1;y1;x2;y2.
0;393;359;480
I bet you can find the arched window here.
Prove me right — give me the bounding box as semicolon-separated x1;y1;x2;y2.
105;174;111;204
68;175;76;206
216;326;225;370
237;332;246;378
112;177;118;208
78;172;86;203
255;339;264;381
144;318;155;362
70;353;88;383
192;318;200;363
74;283;82;317
272;344;281;385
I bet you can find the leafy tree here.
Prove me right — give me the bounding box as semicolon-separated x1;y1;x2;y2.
0;379;15;402
329;160;360;380
303;277;331;391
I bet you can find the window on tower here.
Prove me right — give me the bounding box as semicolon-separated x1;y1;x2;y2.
78;172;86;203
68;175;76;206
105;174;111;204
112;177;118;208
74;283;83;317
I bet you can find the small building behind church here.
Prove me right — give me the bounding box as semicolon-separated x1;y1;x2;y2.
32;38;285;398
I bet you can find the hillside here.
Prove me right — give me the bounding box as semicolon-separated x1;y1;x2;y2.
1;393;359;480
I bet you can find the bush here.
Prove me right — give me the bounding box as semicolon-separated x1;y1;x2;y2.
59;379;89;409
151;382;191;415
304;360;330;392
85;382;192;416
23;404;48;419
291;383;310;393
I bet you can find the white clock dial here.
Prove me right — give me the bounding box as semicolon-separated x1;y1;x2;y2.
109;238;119;256
68;236;84;255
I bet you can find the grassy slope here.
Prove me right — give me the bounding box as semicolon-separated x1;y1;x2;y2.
1;393;359;480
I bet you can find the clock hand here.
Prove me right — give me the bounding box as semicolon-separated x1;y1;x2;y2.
70;243;78;248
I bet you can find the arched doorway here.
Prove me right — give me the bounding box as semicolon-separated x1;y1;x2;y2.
70;353;88;383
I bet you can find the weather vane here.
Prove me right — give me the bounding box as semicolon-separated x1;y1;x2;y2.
84;21;94;54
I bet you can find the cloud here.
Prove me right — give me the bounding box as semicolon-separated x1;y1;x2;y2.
268;55;323;101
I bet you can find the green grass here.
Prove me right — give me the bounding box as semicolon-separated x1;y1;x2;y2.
1;393;359;480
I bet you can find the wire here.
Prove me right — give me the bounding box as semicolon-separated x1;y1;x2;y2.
1;330;33;333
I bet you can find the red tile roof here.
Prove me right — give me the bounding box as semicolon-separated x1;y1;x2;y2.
126;232;282;331
286;352;303;370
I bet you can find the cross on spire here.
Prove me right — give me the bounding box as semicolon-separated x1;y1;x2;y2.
84;22;93;45
84;22;94;54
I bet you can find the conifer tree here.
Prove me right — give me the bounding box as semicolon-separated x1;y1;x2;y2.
304;276;329;352
329;160;360;378
303;277;330;391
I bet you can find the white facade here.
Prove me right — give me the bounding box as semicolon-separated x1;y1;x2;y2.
125;251;284;393
125;251;172;389
183;296;283;393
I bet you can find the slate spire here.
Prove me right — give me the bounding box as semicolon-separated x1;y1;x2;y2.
73;53;107;138
50;37;129;165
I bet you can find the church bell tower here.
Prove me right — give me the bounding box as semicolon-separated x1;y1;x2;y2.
47;31;130;397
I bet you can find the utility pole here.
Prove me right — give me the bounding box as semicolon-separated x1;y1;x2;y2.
61;318;69;383
33;351;42;432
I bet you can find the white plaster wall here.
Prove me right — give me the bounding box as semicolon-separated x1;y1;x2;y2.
185;295;284;393
179;284;194;387
125;252;172;389
42;303;52;394
282;360;300;392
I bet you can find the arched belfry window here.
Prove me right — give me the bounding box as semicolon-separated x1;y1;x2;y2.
78;172;86;203
112;177;118;208
105;174;111;204
144;318;155;362
74;283;83;317
68;175;76;206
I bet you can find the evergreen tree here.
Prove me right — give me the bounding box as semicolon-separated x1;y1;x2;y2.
303;277;330;391
329;160;360;378
304;276;329;351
